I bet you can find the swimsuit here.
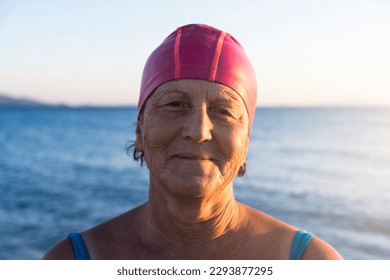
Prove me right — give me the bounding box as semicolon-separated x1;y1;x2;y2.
67;232;90;260
67;230;314;260
290;230;314;260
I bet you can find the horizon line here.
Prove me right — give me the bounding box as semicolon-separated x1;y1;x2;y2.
1;93;390;110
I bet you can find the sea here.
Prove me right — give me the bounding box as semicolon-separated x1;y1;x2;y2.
0;107;389;260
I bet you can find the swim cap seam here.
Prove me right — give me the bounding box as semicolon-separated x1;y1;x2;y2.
209;31;226;81
174;27;182;79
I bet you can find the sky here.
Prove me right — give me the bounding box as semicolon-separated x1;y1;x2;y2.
0;0;389;107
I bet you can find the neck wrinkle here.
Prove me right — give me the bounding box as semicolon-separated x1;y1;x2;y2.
145;178;240;246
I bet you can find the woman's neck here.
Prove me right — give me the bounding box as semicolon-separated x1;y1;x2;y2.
144;177;242;246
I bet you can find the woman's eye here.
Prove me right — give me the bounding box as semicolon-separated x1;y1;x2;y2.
166;101;182;107
160;101;185;111
215;108;232;116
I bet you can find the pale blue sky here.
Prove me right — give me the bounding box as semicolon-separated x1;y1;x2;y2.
1;0;389;107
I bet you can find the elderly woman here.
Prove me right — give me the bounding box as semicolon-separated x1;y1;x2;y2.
44;24;342;260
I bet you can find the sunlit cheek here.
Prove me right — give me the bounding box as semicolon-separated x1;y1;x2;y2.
141;123;160;164
142;119;178;171
230;133;249;170
219;144;245;177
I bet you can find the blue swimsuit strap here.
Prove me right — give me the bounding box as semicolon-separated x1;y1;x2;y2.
67;232;91;260
290;230;314;260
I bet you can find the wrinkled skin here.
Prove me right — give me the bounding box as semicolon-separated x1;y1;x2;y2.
136;79;249;199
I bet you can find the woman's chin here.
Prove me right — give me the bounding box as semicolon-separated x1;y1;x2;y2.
149;159;227;197
164;173;223;198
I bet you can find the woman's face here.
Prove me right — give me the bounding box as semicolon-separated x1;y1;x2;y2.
136;79;250;198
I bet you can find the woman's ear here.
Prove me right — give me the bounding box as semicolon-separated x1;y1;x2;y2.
237;162;246;177
134;121;144;152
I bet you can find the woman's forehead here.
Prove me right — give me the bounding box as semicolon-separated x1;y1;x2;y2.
153;79;244;104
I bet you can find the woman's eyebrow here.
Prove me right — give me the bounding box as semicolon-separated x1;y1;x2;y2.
153;89;187;101
210;88;242;104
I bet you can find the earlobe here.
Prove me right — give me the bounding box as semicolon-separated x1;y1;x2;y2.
238;162;246;177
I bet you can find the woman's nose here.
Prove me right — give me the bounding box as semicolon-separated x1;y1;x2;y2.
182;105;213;143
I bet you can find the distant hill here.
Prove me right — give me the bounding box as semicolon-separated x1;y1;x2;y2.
0;93;135;109
0;94;61;108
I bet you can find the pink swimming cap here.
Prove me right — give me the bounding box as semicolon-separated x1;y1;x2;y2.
138;23;257;124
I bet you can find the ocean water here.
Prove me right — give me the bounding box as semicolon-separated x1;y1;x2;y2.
0;107;389;260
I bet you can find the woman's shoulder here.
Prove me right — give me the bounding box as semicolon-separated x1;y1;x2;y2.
85;203;146;238
79;204;147;259
239;203;297;233
43;204;147;260
239;203;342;259
299;236;343;260
42;238;76;260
